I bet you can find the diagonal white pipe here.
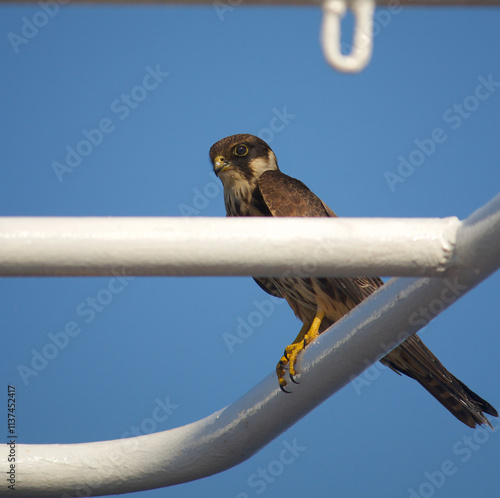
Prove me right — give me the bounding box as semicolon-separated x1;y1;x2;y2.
1;192;499;497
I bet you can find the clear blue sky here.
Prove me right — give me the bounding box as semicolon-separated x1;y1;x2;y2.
1;4;500;498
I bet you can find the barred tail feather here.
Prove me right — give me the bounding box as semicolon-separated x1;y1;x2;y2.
382;335;498;428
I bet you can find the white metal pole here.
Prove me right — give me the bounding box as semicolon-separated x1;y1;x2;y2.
1;193;499;497
0;1;498;4
0;217;460;277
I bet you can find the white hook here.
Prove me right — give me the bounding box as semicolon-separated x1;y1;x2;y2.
321;0;375;73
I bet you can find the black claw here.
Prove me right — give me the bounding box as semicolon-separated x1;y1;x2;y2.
280;384;291;394
290;374;300;385
283;350;289;361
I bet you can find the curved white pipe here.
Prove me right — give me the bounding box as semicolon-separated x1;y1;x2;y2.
1;192;499;497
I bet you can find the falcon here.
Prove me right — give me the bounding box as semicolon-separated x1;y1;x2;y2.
210;133;497;428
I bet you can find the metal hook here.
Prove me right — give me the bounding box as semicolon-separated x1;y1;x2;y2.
321;0;375;73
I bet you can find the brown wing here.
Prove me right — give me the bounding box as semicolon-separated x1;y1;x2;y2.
255;170;497;426
256;169;384;301
257;170;333;217
253;170;334;297
253;277;283;298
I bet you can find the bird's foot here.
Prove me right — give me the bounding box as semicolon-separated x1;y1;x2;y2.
276;310;325;391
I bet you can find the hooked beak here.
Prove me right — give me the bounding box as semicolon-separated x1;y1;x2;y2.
214;155;231;175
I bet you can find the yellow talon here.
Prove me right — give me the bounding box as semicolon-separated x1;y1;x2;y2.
276;310;325;390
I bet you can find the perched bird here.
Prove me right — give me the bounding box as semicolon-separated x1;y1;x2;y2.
210;133;498;428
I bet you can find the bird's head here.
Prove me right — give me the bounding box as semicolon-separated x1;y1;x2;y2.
209;134;279;187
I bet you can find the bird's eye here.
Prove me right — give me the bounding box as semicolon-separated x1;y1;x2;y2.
234;144;248;157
